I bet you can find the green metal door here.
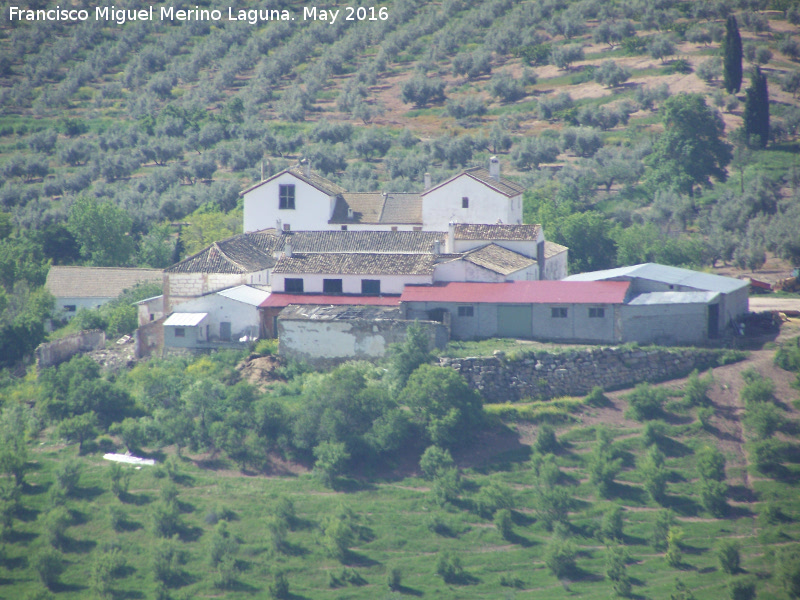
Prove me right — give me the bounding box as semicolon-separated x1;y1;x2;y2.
497;305;532;338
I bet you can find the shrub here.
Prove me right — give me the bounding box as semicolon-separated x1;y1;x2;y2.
544;537;577;578
718;540;741;575
744;402;784;440
419;445;455;480
666;527;684;567
697;406;714;430
269;570;290;599
435;550;464;583
534;424;559;454
699;479;728;517
33;548;64;589
728;577;756;600
254;339;278;356
601;506;625;541
652;509;674;550
387;567;402;591
473;481;514;518
741;375;776;405
586;386;607;406
684;370;713;406
495;508;514;540
625;383;666;421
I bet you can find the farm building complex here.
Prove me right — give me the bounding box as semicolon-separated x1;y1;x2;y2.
67;159;749;359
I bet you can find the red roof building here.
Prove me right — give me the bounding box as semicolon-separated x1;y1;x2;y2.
399;281;630;305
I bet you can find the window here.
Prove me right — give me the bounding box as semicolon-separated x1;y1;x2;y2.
64;305;76;312
391;226;398;232
361;279;380;295
589;307;605;318
284;278;304;293
283;223;291;231
462;196;469;208
323;279;343;294
150;314;155;321
279;184;295;209
174;328;185;338
413;226;422;231
341;225;348;231
458;305;474;317
551;307;568;318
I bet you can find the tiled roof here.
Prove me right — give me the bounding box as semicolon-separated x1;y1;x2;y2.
46;266;162;299
165;231;282;274
240;165;346;197
422;167;525;198
545;241;568;258
462;244;536;275
400;281;631;304
260;293;400;308
329;193;422;225
274;253;436;276
287;230;443;254
454;223;541;241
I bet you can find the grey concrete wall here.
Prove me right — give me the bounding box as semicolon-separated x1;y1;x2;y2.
442;346;726;402
406;302;498;340
278;317;449;367
620;303;709;345
35;330;106;368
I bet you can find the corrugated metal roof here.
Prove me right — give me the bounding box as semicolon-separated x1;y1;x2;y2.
627;291;720;305
280;304;401;321
563;263;749;294
216;285;270;306
46;266;162;299
260;294;401;308
400;281;630;304
163;312;208;326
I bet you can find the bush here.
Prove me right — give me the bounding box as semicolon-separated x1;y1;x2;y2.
387;567;402;591
652;509;674;550
728;577;756;600
741;375;776;405
435;550;464;583
665;527;684;567
625;383;666;421
699;479;728;517
718;540;741;574
269;570;290;599
474;481;514;518
254;339;278;356
544;537;577;578
494;508;514;540
534;424;559;454
594;60;631;87
601;506;625;541
744;401;784;440
420;445;455;480
684;370;713;406
33;548;64;589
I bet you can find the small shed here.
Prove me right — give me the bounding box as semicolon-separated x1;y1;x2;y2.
621;291;721;345
163;312;208;348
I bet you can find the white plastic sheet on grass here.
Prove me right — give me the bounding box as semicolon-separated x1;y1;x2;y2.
103;453;156;466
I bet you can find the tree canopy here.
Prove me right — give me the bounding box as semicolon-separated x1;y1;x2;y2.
646;94;732;196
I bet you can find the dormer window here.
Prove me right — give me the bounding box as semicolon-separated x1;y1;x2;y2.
279;184;295;209
462;197;469;208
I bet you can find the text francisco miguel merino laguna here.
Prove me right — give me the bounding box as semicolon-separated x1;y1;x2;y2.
7;5;389;25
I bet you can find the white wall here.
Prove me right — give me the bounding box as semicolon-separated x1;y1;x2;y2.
271;272;432;295
243;173;336;233
170;294;261;340
165;272;245;311
56;297;113;319
545;250;569;280
453;238;539;257
422;175;521;231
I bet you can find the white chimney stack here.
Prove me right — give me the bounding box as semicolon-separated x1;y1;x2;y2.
446;221;455;253
489;156;500;180
300;158;310;177
433;240;441;255
276;218;282;233
347;207;354;220
285;237;293;258
424;172;431;190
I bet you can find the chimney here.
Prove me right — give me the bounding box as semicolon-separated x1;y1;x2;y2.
276;218;282;233
285;237;293;258
347;207;354;220
433;240;441;255
261;160;265;181
446;221;455;254
300;158;310;177
424;172;431;190
537;240;545;280
489;156;500;181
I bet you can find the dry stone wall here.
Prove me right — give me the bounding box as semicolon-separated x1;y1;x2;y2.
35;330;105;368
441;346;725;402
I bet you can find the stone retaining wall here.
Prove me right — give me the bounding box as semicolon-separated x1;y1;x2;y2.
35;330;105;368
441;346;725;402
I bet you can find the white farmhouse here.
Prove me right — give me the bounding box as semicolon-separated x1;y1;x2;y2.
242;157;525;233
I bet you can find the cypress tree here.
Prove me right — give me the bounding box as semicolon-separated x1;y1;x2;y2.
723;16;743;94
744;67;770;148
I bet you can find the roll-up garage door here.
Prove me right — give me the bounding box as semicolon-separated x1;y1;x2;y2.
497;305;532;338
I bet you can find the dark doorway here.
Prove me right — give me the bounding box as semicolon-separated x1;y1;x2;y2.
708;304;719;338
